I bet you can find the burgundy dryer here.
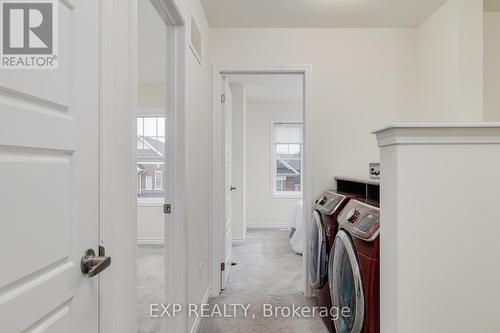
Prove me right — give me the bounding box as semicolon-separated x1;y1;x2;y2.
328;199;380;333
309;190;365;333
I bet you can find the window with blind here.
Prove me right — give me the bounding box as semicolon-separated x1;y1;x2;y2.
271;122;303;197
137;116;165;198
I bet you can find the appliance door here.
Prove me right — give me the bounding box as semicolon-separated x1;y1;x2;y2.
310;211;328;289
329;230;365;333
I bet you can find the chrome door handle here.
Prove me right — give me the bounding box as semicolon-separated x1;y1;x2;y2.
230;186;237;191
81;248;111;278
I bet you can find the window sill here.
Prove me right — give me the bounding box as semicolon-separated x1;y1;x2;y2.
271;193;303;199
137;197;165;206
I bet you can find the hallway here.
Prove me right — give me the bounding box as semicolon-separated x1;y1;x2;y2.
199;229;328;333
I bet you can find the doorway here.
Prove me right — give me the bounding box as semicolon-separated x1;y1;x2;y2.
210;67;313;299
135;0;186;332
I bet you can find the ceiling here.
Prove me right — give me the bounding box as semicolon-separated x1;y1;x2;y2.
200;0;449;28
485;0;500;11
138;0;165;84
227;74;303;102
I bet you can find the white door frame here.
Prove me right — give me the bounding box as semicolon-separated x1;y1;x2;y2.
210;65;313;298
99;0;188;332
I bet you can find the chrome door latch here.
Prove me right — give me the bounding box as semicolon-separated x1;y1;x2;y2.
164;203;172;214
81;246;111;278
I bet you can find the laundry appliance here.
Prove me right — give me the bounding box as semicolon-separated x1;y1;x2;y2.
328;199;380;333
310;190;364;333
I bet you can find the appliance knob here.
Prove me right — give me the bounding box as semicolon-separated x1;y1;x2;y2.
346;209;356;222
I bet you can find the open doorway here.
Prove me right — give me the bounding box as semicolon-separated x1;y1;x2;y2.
205;68;321;331
135;1;187;332
136;1;167;332
223;74;305;292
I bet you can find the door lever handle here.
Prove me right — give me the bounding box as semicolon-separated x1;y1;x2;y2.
230;186;237;191
81;248;111;278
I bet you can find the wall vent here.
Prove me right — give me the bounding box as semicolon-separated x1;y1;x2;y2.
190;14;202;64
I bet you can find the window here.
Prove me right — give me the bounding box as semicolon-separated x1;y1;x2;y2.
271;122;303;197
145;176;153;190
137;116;165;198
155;170;162;190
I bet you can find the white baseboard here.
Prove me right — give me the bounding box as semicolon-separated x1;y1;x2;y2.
246;222;290;229
232;237;245;245
137;238;164;246
189;287;210;333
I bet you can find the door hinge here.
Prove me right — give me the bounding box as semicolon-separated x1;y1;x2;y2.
221;262;225;271
163;203;172;214
221;94;226;103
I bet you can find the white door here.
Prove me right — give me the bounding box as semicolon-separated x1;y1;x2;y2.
0;0;102;332
221;77;233;290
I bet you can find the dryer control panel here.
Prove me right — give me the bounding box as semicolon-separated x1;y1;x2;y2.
314;191;346;215
338;200;380;241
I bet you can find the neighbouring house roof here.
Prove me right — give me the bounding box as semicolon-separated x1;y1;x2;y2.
277;159;300;176
137;136;165;160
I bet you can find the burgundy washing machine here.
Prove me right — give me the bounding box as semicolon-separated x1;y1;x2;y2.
310;190;364;333
328;199;380;333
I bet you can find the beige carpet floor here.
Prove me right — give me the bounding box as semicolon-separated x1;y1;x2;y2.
137;229;328;333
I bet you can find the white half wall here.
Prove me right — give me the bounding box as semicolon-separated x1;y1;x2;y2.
137;202;164;245
210;28;418;198
375;125;500;333
484;11;500;121
414;0;484;122
230;83;246;240
246;100;302;228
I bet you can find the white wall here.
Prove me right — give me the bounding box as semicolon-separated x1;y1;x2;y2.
413;0;484;122
230;84;246;240
484;11;500;121
245;100;303;228
210;28;418;197
172;0;212;329
138;83;165;107
137;202;164;245
376;126;500;333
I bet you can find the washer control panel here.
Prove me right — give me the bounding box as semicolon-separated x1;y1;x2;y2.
338;200;380;241
314;191;346;215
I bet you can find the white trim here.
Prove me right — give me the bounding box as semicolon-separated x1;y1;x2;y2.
137;198;164;206
99;0;138;332
137;107;165;116
189;288;211;333
374;125;500;147
99;1;187;333
210;65;313;298
155;2;188;333
232;238;245;245
137;238;165;246
246;223;291;229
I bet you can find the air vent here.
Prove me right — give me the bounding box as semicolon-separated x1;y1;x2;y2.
190;15;202;64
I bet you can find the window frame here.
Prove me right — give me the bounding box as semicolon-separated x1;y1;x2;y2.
155;170;162;190
137;109;166;204
270;121;304;199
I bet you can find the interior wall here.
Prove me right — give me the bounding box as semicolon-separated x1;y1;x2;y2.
484;11;500;121
245;100;303;228
413;0;484;122
210;28;418;198
173;0;212;329
138;83;165;107
230;83;246;241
